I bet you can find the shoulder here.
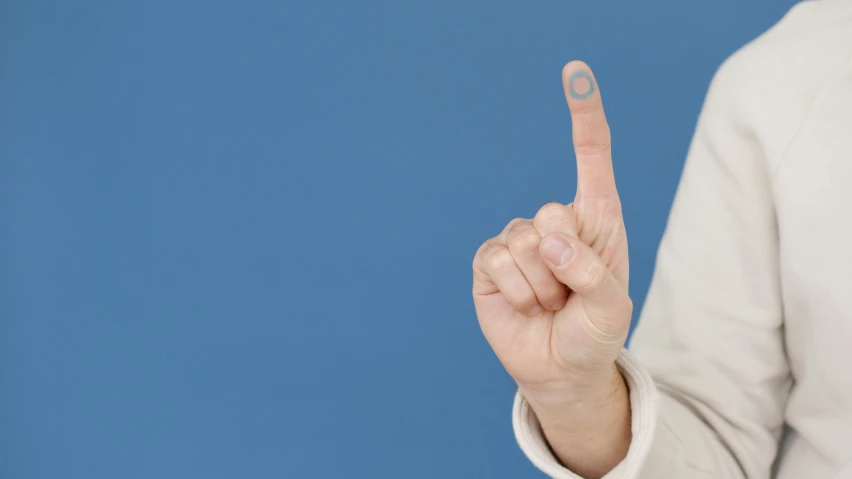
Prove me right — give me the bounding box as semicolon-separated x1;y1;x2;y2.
720;0;852;86
704;0;852;166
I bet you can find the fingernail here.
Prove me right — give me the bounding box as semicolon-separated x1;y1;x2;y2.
542;235;573;266
528;305;542;317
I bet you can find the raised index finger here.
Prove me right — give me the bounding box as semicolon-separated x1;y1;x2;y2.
562;61;616;200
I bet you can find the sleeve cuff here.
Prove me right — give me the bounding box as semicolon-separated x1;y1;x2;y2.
512;348;660;479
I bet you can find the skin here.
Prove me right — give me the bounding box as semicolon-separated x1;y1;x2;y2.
568;70;596;100
472;61;632;478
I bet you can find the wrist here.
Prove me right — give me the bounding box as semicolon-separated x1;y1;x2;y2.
518;363;624;413
523;367;632;478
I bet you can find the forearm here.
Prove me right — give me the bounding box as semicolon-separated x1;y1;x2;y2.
523;366;632;479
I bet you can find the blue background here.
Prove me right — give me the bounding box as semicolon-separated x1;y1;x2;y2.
1;1;798;478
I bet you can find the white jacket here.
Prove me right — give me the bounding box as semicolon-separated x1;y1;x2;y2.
514;1;852;477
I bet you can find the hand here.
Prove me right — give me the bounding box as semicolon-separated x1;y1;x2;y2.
473;60;631;396
472;62;632;476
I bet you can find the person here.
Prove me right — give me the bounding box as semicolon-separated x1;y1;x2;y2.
471;1;852;477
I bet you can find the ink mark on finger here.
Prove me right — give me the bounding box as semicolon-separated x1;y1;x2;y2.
568;70;595;100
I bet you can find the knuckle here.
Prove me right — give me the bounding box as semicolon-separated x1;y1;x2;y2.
535;202;565;222
485;247;515;272
474;241;492;264
514;294;540;316
570;102;604;117
505;217;525;231
507;224;540;253
573;141;612;157
517;292;538;308
499;218;526;242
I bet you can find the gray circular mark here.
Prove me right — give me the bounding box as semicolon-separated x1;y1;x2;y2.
568;70;595;100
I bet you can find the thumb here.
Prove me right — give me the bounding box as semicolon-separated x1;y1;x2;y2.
539;233;632;343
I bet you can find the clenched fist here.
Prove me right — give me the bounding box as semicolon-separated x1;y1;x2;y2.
472;62;632;476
